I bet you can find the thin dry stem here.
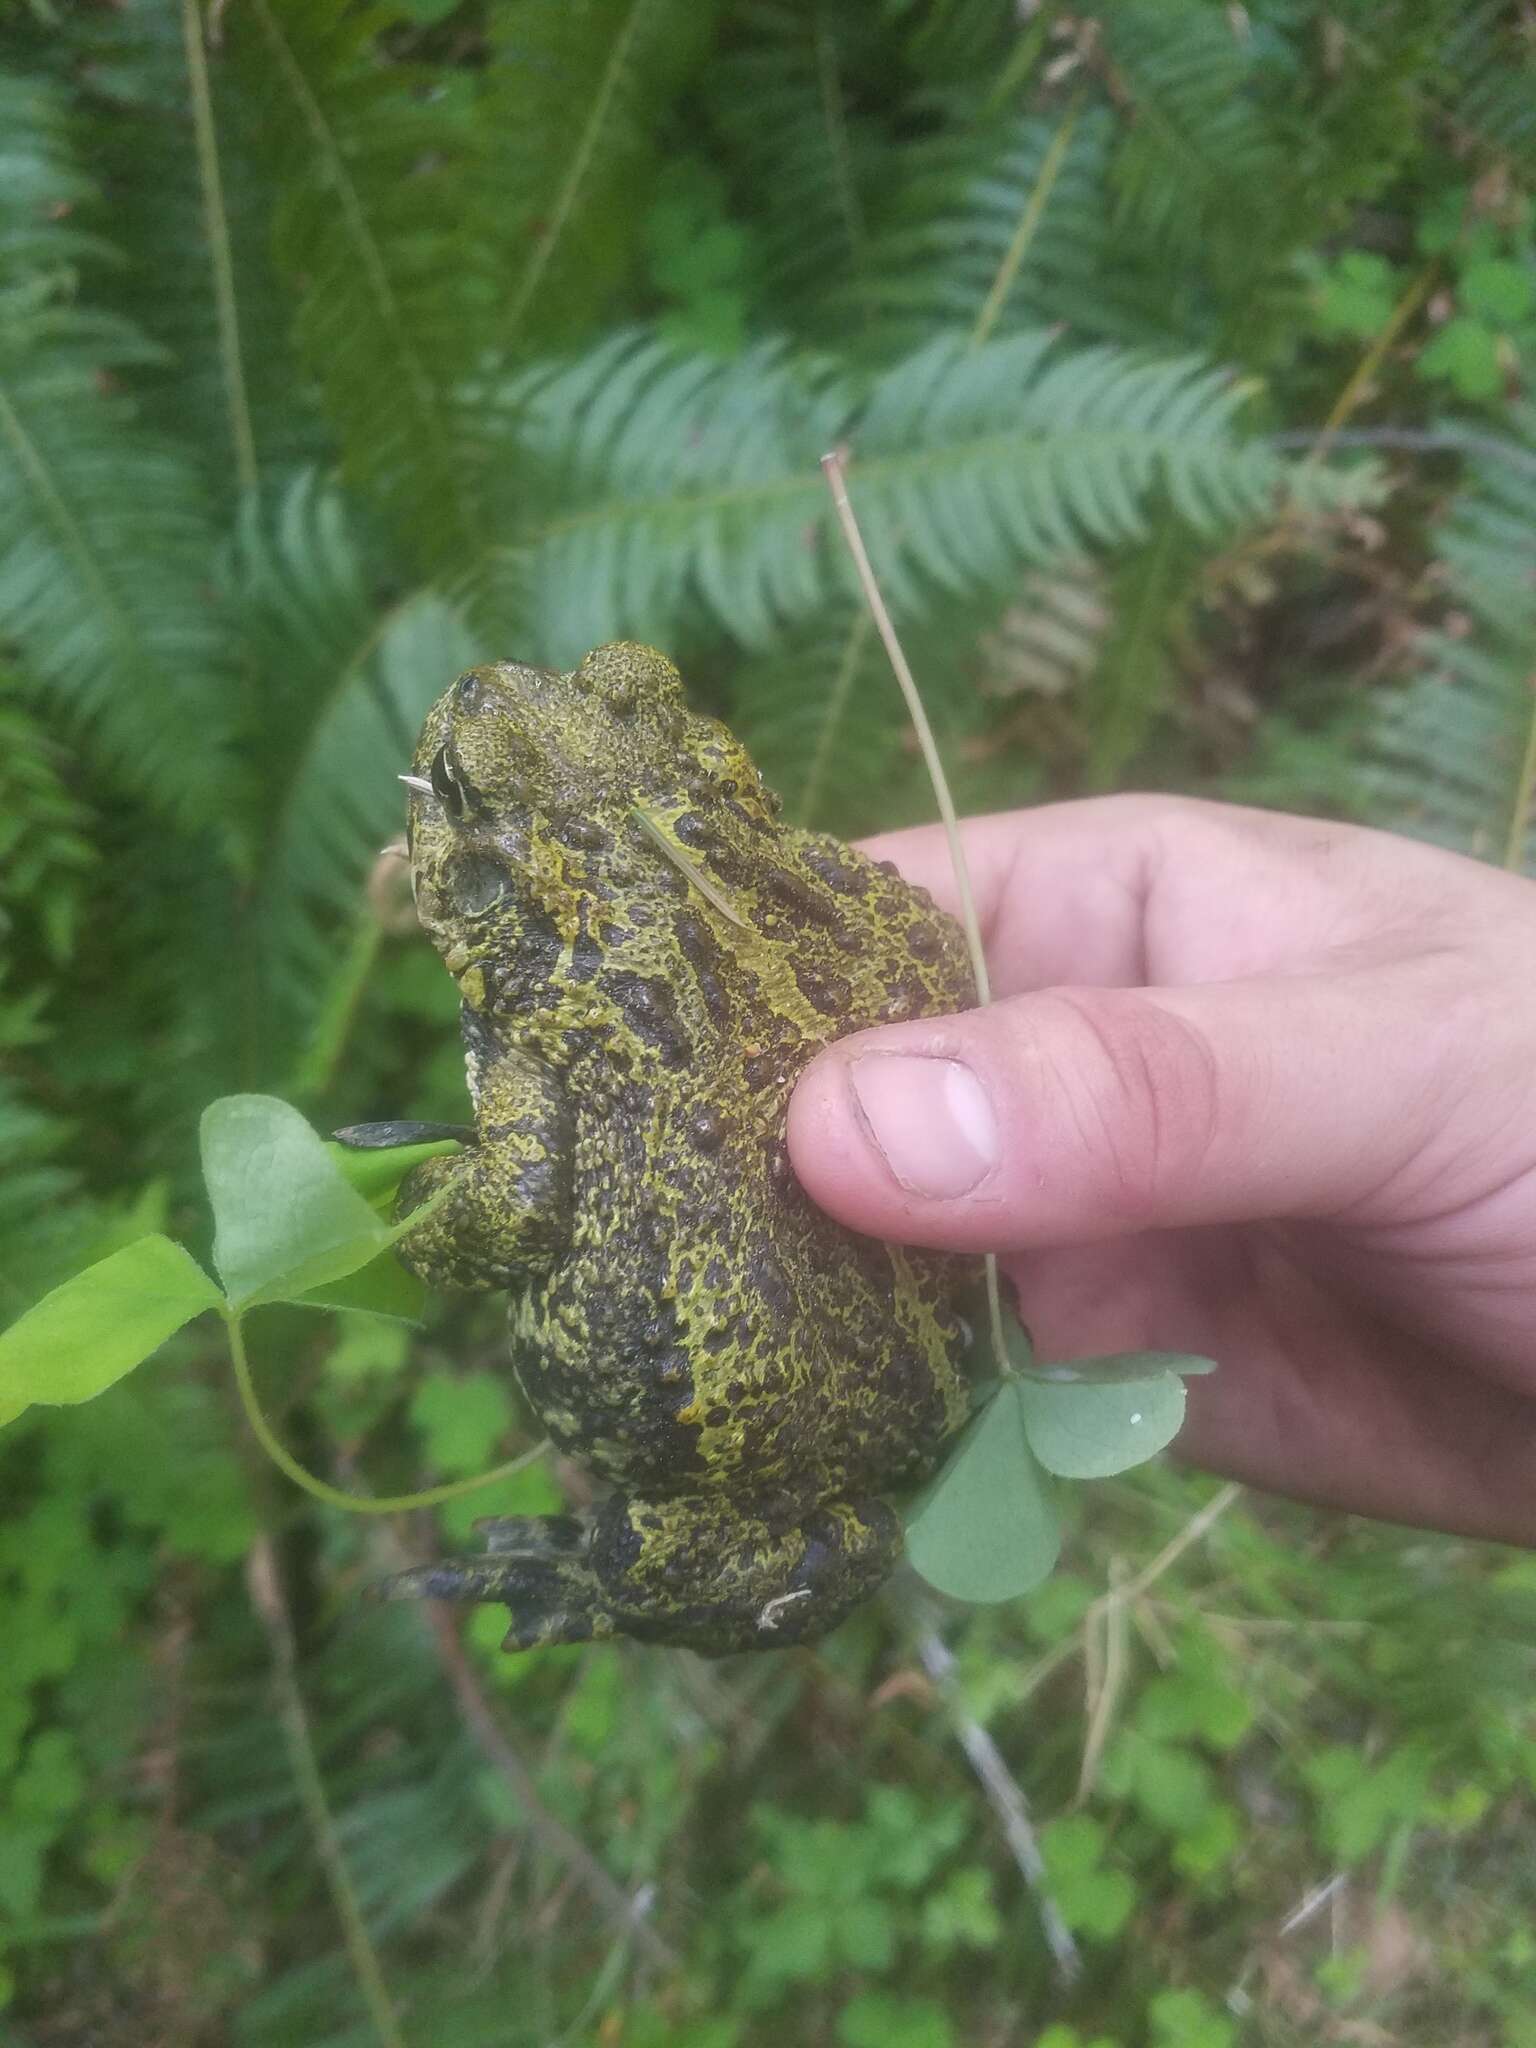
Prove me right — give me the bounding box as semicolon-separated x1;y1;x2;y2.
1501;673;1536;873
422;1600;677;1974
1309;261;1438;467
970;95;1082;351
1075;1557;1129;1804
247;1535;408;2048
819;449;1014;1375
911;1623;1082;1986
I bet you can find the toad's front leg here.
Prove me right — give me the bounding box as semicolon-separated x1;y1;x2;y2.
339;1046;570;1293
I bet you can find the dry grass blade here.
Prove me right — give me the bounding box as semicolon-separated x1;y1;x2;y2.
819;449;1015;1376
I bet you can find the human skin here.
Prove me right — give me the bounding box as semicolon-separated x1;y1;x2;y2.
787;797;1536;1547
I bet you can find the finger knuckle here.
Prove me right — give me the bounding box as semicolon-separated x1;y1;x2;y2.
1035;988;1221;1225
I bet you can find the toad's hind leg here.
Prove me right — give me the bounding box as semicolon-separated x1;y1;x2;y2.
592;1491;902;1652
378;1513;616;1651
375;1494;902;1654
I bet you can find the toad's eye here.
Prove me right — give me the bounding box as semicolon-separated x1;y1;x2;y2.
430;744;468;819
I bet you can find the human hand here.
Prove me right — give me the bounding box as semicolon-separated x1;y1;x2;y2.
788;798;1536;1545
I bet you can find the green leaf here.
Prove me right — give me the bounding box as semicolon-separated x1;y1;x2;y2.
1135;1671;1253;1751
201;1094;392;1310
1040;1816;1137;1940
920;1866;1002;1952
1418;315;1504;399
741;1901;832;1995
11;1729;85;1825
1312;250;1401;338
1106;1731;1216;1831
1026;1350;1215;1386
1459;257;1535;326
838;1994;954;2048
1147;1989;1235;2048
837;1895;896;1971
326;1136;462;1206
292;1248;426;1323
904;1383;1060;1603
1304;1744;1434;1862
0;1821;50;1919
410;1371;515;1477
1171;1800;1242;1881
1017;1370;1186;1478
0;1236;222;1426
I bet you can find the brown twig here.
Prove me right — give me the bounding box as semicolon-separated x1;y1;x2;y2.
422;1600;678;1973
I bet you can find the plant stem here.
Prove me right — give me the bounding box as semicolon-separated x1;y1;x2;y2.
819;450;1013;1376
225;1311;549;1514
180;0;257;496
910;1620;1082;1985
422;1599;678;1972
796;607;873;826
502;0;652;345
970;95;1081;351
1501;673;1536;873
1308;260;1438;466
814;10;869;298
292;913;385;1102
820;453;991;1002
246;1534;407;2048
632;806;749;928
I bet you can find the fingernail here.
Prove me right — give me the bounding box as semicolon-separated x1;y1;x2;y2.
849;1054;998;1199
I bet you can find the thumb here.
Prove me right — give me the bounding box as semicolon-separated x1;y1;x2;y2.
787;975;1442;1252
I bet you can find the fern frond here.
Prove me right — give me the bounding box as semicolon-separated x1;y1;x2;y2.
730;585;1034;835
59;0;326;492
883;0;1025;89
228;0;505;569
1440;1;1536;173
729;604;916;830
851;105;1186;353
227;476;479;1071
483;0;717;353
1363;412;1536;871
499;328;1351;663
0;62;242;820
1083;526;1202;786
710;1;897;335
0;283;239;822
490;331;847;658
979;559;1111;702
0;1080;99;1319
1275;1;1457;222
1100;0;1288;262
0;69;105;274
0;682;101;1310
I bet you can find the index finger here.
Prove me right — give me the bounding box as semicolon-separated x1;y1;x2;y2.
853;794;1375;995
855;798;1159;994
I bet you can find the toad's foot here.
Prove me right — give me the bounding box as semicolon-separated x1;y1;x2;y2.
375;1492;901;1654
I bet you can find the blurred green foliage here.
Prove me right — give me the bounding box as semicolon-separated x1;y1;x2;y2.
1;1;1535;2042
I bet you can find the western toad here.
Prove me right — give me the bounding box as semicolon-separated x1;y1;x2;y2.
342;643;978;1652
